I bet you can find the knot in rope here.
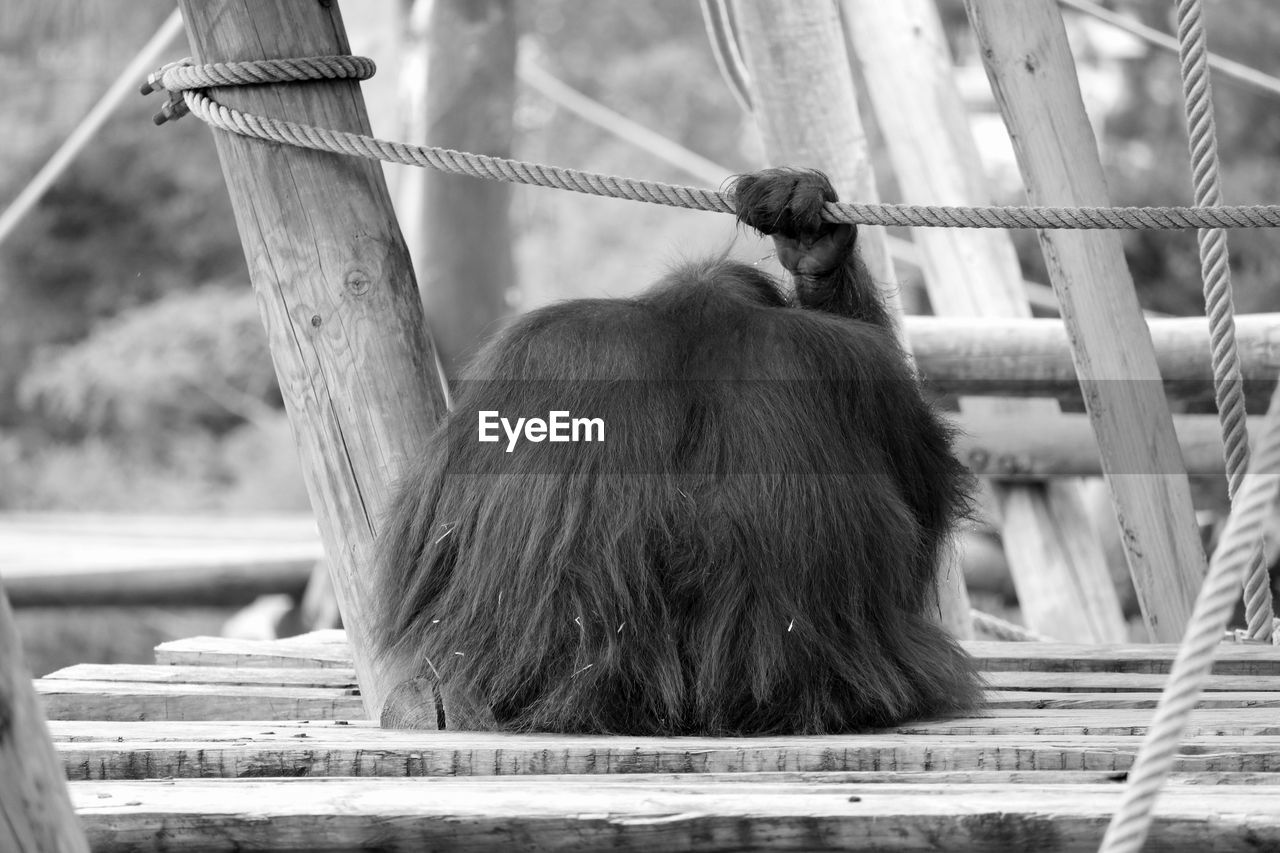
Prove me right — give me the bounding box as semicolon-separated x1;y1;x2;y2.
141;55;375;125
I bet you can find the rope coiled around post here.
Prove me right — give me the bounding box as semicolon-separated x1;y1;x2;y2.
149;55;1280;230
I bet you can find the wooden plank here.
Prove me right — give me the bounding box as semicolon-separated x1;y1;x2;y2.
69;777;1280;851
37;678;1279;724
76;661;1280;695
894;708;1280;736
983;690;1280;709
105;663;1280;693
46;706;1280;746
37;681;363;722
49;721;1280;779
964;0;1207;641
0;582;89;851
968;641;1280;674
173;0;446;718
843;0;1125;643
154;631;351;669
153;633;1280;676
44;664;357;689
982;670;1280;692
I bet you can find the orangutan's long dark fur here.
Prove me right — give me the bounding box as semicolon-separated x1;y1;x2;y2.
374;168;982;735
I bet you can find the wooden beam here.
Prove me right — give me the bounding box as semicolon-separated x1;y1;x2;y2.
149;630;1280;675
47;726;1280;779
842;0;1125;642
412;0;516;375
0;584;88;852
66;776;1280;851
956;412;1270;479
731;0;971;637
173;1;448;716
909;314;1280;406
964;0;1208;641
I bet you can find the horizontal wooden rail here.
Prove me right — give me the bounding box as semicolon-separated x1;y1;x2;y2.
909;314;1280;405
956;412;1260;478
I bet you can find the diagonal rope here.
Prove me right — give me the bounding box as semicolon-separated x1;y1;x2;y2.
1173;0;1274;641
149;56;1280;231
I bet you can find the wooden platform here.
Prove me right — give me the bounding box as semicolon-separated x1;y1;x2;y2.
42;631;1280;851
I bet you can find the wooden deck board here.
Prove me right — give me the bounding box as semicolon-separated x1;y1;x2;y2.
51;720;1280;780
47;630;1280;851
152;631;1280;674
35;680;1280;723
69;776;1280;852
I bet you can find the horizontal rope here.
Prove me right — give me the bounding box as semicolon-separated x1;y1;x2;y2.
151;55;1280;230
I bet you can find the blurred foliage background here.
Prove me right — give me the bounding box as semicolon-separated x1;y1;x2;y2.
2;0;1279;512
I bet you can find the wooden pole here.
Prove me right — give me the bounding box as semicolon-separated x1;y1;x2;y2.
174;1;448;716
842;0;1125;641
413;0;517;376
964;0;1207;641
731;0;972;638
954;412;1267;479
0;584;89;852
909;314;1280;404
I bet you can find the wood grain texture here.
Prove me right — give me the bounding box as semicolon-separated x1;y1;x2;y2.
730;0;970;637
172;0;447;717
0;513;318;607
842;0;1124;643
154;630;351;669
44;664;358;689
68;777;1280;852
0;587;88;852
909;314;1280;406
151;632;1280;675
50;719;1280;780
955;412;1271;478
37;680;363;722
963;0;1207;641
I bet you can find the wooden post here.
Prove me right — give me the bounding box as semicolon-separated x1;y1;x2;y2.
174;1;449;716
842;0;1127;642
731;0;972;638
964;0;1207;641
0;585;89;852
405;0;516;377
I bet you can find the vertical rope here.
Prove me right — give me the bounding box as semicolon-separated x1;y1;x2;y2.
1174;0;1275;639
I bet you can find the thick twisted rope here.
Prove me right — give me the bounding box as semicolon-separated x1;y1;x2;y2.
970;609;1052;642
151;56;1280;230
1174;1;1274;642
